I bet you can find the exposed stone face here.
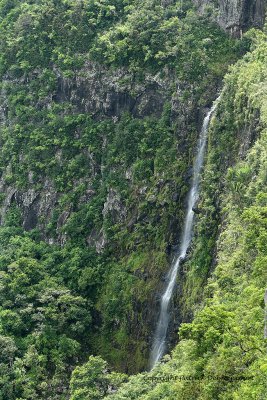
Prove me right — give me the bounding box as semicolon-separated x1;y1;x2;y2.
86;228;107;254
53;61;171;119
0;179;59;232
0;62;175;252
194;0;266;34
219;0;266;32
103;188;127;223
0;49;214;254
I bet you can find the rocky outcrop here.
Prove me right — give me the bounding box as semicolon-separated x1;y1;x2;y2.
0;178;59;233
53;61;171;119
194;0;266;35
219;0;266;33
0;62;175;251
0;57;202;254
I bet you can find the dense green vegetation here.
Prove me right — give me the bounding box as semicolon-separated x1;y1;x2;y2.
98;28;267;399
0;0;264;399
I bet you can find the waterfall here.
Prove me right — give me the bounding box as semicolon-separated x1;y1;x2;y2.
149;96;220;370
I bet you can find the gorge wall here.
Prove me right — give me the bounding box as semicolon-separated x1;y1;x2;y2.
194;0;266;34
104;26;267;399
0;1;265;399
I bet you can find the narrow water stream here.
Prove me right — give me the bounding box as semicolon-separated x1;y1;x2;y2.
149;97;220;369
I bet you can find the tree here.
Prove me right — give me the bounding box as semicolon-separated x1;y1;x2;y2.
70;356;127;400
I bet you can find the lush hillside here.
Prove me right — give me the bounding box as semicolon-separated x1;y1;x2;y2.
0;0;265;399
97;28;267;400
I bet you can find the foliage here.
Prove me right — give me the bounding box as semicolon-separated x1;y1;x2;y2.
0;0;249;398
103;27;267;400
70;355;127;400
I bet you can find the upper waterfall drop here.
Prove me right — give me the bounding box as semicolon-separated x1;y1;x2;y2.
149;96;221;370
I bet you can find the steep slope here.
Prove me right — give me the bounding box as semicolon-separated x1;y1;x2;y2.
0;0;259;399
99;27;267;400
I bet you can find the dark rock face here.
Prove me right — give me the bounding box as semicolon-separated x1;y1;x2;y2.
0;179;59;235
53;61;170;119
0;59;202;253
0;63;175;250
194;0;266;35
219;0;266;33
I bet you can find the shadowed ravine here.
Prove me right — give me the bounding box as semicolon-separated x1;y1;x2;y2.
149;96;221;370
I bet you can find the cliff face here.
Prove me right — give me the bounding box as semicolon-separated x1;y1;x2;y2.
0;56;207;372
0;1;251;397
103;26;267;400
219;0;266;33
195;0;266;34
0;62;172;246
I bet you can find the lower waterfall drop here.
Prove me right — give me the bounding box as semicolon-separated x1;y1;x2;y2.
149;96;220;370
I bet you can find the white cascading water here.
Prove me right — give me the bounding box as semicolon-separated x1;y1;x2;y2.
149;96;220;369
